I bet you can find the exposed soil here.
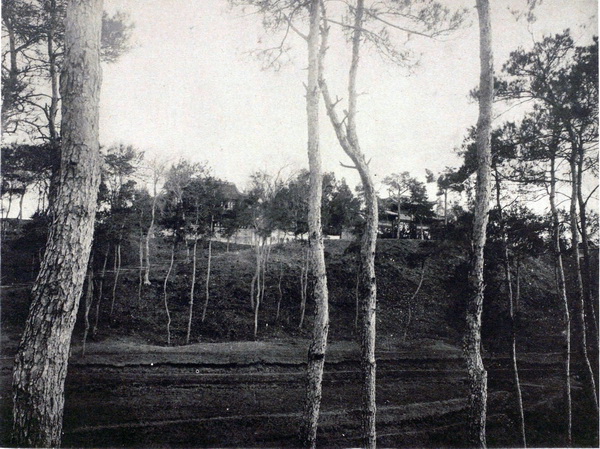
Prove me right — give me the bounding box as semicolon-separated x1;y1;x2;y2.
1;235;597;447
1;335;596;448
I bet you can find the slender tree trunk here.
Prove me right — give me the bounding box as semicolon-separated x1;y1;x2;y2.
202;234;213;323
82;260;94;356
299;245;309;329
355;262;360;329
138;228;144;303
576;149;599;349
260;241;272;306
300;2;329;445
253;238;264;339
110;243;121;317
4;190;13;219
17;190;25;220
568;152;599;413
144;186;158;285
494;170;526;447
250;237;260;310
11;0;103;444
163;242;175;346
319;2;377;444
403;260;426;343
444;190;448;227
515;259;521;315
1;9;18;131
47;0;60;142
276;262;284;322
465;2;493;447
93;247;109;337
396;198;401;239
549;153;572;447
186;238;198;344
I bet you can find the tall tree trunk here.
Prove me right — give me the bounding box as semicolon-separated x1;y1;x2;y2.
444;189;448;227
300;1;329;445
201;234;213;323
355;261;360;329
138;228;144;303
11;0;103;445
319;2;378;445
187;238;198;344
515;259;521;315
403;260;426;343
1;8;18;131
276;261;284;322
82;260;94;356
250;236;260;311
299;245;309;329
568;151;599;413
465;1;493;446
4;190;13;219
47;0;60;142
260;241;271;306
93;247;110;337
163;242;175;346
252;238;270;339
576;148;599;349
494;170;526;446
549;152;572;447
110;243;121;317
144;182;158;285
396;198;401;239
17;190;25;220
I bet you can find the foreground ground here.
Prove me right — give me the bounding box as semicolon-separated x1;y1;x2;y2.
0;334;597;448
1;235;598;447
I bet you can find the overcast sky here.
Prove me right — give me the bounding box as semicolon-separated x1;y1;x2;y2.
99;0;597;195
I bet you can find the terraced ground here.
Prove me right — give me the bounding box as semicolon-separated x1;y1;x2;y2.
1;336;595;447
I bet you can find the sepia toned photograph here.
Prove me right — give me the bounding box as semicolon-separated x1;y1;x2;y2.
1;0;598;447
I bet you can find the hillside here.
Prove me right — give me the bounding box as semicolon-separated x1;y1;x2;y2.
3;233;598;447
2;234;561;354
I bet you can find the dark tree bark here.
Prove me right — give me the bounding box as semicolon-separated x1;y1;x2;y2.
465;1;493;447
11;0;103;445
300;0;329;446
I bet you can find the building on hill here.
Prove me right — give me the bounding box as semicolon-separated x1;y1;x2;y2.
216;181;244;211
378;205;443;240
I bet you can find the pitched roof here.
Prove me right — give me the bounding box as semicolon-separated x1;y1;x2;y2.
217;181;243;200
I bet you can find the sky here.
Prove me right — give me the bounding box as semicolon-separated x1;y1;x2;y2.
94;0;597;196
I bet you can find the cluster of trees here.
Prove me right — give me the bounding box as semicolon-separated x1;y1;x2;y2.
2;141;366;342
2;0;597;448
433;28;599;448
